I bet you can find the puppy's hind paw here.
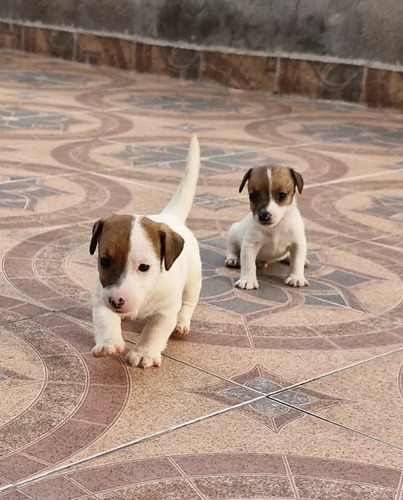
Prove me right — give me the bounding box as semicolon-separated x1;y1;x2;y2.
285;275;309;288
235;278;259;290
225;257;240;269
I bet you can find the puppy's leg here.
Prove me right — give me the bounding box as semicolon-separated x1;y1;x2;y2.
126;313;177;368
225;223;241;268
175;266;202;335
284;240;309;287
235;241;260;289
91;305;126;357
281;252;310;267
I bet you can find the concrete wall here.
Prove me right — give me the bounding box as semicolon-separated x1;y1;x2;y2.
1;0;402;68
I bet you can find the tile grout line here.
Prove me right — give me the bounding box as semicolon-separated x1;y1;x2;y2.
162;345;403;398
395;472;403;500
0;395;268;494
269;394;403;452
282;455;300;500
304;165;403;189
266;346;403;396
168;457;207;500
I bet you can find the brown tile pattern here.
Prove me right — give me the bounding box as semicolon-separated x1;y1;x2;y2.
0;50;402;499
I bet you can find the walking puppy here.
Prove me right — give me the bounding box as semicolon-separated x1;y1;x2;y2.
225;166;308;290
89;135;202;368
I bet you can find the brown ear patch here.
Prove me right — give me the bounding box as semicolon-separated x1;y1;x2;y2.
141;217;185;271
92;214;134;288
242;166;271;215
271;167;300;205
90;219;104;255
239;168;253;193
290;168;304;193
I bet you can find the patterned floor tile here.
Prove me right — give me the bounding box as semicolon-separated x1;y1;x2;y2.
4;409;401;500
271;350;403;449
0;50;402;498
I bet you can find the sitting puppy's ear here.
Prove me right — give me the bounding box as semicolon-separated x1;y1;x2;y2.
239;168;253;193
159;224;185;271
290;169;304;194
90;219;104;255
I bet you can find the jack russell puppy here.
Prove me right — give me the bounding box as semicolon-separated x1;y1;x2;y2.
89;135;202;368
225;166;309;289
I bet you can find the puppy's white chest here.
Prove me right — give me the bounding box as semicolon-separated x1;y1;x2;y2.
256;228;291;262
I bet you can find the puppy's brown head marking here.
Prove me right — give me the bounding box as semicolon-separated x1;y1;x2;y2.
90;214;134;288
141;217;184;271
239;166;304;216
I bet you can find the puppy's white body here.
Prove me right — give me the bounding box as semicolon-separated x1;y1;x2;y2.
226;166;308;290
90;135;201;368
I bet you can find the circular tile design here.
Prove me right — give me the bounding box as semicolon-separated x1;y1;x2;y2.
0;302;130;482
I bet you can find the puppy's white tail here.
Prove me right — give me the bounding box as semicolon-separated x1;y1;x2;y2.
161;134;200;223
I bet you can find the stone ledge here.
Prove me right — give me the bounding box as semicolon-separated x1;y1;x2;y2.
1;21;402;109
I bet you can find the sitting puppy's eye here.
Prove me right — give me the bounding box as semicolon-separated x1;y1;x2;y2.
100;257;111;268
249;191;259;202
277;192;287;202
138;264;150;272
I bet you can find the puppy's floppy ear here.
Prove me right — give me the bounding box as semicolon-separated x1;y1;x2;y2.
90;219;104;255
239;168;253;193
290;168;304;194
159;224;185;271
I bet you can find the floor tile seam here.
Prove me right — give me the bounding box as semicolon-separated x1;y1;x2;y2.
167;457;206;499
281;455;300;500
267;346;403;395
268;394;403;452
328;234;403;253
0;311;55;328
162;346;403;400
305;165;403;190
87;170;179;196
300;145;403;168
0;172;80;187
90;161;402;205
395;472;403;500
363;240;403;254
0;300;94;327
0;104;153;121
0;396;268;494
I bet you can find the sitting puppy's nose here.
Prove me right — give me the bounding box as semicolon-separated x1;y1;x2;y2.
109;297;125;309
258;210;271;222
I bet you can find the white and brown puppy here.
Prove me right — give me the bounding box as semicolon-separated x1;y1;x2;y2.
89;135;202;368
225;166;309;290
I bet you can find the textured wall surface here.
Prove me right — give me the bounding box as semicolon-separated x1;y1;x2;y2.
1;0;402;67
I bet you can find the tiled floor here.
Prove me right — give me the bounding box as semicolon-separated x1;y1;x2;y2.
0;49;402;499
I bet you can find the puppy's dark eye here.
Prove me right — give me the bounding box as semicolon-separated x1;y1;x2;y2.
277;192;287;202
249;191;259;202
100;257;111;269
138;264;150;272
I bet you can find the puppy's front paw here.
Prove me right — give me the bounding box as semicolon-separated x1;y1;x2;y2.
92;340;125;358
174;321;190;335
126;347;162;369
225;257;240;268
285;274;309;287
235;278;259;290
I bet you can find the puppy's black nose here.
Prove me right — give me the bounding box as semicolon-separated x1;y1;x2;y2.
109;297;125;309
258;210;271;222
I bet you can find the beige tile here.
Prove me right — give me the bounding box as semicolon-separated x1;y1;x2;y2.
274;350;403;448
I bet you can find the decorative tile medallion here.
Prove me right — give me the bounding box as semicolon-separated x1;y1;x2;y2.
190;364;347;433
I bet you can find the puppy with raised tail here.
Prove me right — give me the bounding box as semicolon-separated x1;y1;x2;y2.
225;166;309;290
89;135;202;368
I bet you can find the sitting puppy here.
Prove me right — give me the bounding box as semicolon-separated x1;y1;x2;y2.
225;166;309;290
89;135;202;368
